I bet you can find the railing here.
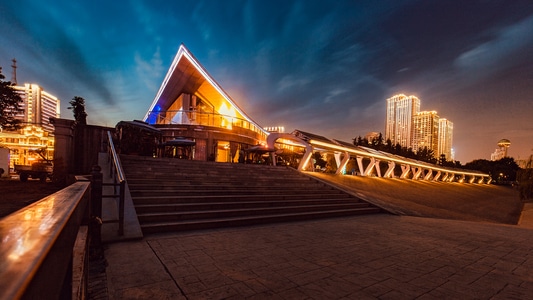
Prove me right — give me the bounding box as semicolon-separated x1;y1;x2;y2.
146;109;268;139
0;180;94;299
105;131;126;235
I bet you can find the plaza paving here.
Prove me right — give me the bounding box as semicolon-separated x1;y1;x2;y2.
100;172;532;299
105;214;533;299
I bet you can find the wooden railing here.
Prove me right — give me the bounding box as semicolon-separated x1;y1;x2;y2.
0;181;94;299
105;131;126;235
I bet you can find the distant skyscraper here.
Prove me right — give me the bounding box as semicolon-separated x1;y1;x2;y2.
0;83;60;167
385;94;420;148
13;83;60;133
438;118;453;160
385;94;454;160
412;111;439;154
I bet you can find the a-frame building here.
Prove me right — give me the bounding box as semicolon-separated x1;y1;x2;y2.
143;44;268;162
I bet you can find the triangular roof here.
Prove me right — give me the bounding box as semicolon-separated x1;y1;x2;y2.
144;44;266;135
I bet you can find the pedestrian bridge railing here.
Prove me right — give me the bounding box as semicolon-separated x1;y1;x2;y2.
267;130;491;184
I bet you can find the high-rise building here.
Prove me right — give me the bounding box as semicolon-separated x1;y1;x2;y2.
412;111;439;154
385;94;420;148
385;94;454;159
0;83;60;169
438;118;453;160
13;83;60;133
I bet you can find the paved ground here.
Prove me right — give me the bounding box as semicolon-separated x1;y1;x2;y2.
105;215;533;299
101;173;532;299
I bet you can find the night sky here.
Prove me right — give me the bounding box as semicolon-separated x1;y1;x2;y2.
1;0;532;163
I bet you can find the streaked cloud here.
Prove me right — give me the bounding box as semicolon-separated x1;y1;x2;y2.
0;1;531;162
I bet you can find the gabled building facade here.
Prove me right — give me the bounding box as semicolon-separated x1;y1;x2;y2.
143;44;268;162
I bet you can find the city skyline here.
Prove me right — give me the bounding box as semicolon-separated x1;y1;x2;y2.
386;94;454;160
1;1;532;162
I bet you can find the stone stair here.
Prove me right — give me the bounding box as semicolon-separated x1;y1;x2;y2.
120;155;383;233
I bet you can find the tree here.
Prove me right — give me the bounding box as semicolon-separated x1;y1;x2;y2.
312;151;327;169
370;133;384;150
415;147;437;164
0;67;24;130
464;157;520;183
68;96;88;125
517;155;533;201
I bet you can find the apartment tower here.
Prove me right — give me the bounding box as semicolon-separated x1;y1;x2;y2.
412;111;440;154
385;94;420;148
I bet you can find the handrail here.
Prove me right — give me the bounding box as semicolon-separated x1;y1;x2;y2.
106;131;126;235
107;131;126;183
146;109;268;138
0;181;91;299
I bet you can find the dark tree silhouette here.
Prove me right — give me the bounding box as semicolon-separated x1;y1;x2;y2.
68;96;88;125
0;68;23;130
352;132;439;164
464;157;520;183
313;151;327;169
517;155;533;200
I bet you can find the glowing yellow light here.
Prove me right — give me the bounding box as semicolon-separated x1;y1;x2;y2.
309;139;489;178
219;103;236;129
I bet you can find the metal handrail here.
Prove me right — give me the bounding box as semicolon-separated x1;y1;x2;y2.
106;131;126;235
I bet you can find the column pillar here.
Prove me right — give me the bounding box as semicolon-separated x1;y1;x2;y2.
50;118;76;184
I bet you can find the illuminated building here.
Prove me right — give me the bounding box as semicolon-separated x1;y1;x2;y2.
385;94;454;159
438;118;453;160
412;111;439;154
13;84;60;133
264;126;285;133
491;139;511;161
0;83;59;169
385;94;420;148
143;44;268;162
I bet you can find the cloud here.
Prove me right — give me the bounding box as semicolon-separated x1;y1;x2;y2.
454;14;533;76
324;88;347;104
276;75;310;93
135;47;164;91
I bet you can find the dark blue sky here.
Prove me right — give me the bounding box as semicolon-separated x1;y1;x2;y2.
1;0;532;162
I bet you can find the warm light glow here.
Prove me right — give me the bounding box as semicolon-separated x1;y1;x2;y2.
264;126;285;133
309;139;489;178
219;103;236;129
144;45;269;136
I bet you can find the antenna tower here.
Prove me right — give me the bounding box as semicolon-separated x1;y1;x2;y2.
11;58;17;85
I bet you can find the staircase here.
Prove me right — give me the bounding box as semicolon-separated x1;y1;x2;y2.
120;155;383;234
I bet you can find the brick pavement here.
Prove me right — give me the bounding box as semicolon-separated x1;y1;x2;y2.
105;215;533;299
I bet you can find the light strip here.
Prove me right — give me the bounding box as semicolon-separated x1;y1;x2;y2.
144;45;268;135
309;139;489;178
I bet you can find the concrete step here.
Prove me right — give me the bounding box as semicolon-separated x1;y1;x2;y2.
127;182;331;190
140;207;382;233
132;193;355;205
138;203;373;223
119;155;384;234
129;187;345;197
134;199;370;213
